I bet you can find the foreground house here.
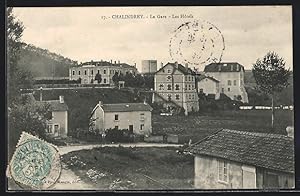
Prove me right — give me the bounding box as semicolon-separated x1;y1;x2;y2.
204;62;248;103
38;95;69;138
90;101;152;135
153;62;199;115
185;129;294;189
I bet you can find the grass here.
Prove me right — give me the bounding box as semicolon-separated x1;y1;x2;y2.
61;147;194;189
152;110;294;141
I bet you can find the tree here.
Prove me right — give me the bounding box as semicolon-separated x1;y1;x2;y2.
7;8;33;105
94;73;102;84
252;51;291;129
112;72;119;86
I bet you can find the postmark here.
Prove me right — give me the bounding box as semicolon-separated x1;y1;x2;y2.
169;20;225;69
9;132;61;189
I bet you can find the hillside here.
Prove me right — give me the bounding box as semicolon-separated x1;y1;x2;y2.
17;43;78;77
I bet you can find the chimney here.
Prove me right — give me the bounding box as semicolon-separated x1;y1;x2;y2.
39;87;43;101
59;95;64;104
118;60;120;64
185;63;188;70
134;63;136;68
114;61;116;64
99;101;103;107
161;62;164;68
286;126;294;138
175;61;178;69
110;59;112;64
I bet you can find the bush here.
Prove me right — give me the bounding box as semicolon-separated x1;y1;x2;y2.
105;128;134;143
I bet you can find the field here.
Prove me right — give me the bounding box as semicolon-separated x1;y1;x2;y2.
61;147;194;190
152;110;294;142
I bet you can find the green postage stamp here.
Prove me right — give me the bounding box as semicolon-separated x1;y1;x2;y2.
9;132;61;189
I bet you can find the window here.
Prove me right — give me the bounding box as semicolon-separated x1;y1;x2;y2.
104;69;106;74
140;113;145;121
167;75;172;81
167;84;172;90
189;85;191;90
167;94;171;101
140;124;144;130
185;84;187;90
46;124;53;133
218;160;228;182
175;94;180;100
167;69;171;73
54;124;59;135
104;78;107;83
233;80;237;86
84;70;87;75
234;95;237;100
228;80;231;86
78;71;81;75
192;94;195;99
91;70;93;75
159;84;164;90
188;76;191;81
97;70;100;74
228;88;231;92
72;70;75;75
175;84;180;90
115;126;119;130
189;94;191;99
114;114;119;121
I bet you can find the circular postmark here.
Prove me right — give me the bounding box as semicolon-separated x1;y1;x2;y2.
10;138;61;189
169;20;225;69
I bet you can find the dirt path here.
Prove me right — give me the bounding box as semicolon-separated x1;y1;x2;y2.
59;143;183;155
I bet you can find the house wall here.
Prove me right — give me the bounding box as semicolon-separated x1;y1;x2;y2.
154;64;199;114
197;79;220;100
50;111;68;137
69;65;137;85
256;168;295;189
142;60;157;73
205;71;248;103
91;106;105;132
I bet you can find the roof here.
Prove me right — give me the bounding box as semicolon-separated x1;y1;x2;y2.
197;75;219;83
79;61;135;69
92;102;153;114
204;62;245;72
155;62;196;75
185;129;294;173
38;100;69;111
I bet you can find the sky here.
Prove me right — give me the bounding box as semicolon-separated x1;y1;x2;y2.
13;6;293;71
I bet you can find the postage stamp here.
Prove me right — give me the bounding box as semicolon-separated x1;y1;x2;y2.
169;20;225;69
9;132;61;189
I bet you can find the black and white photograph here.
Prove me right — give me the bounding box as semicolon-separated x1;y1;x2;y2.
6;5;295;191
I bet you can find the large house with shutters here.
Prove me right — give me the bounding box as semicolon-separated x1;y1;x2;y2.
204;62;248;103
185;129;294;189
90;101;153;135
153;62;199;115
69;60;138;85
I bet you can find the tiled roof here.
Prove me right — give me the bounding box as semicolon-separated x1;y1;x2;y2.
204;62;245;72
185;129;294;173
99;102;153;113
197;75;219;83
80;61;135;69
39;100;69;111
156;62;196;75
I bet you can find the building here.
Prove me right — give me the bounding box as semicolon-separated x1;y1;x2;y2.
204;62;248;103
90;101;153;135
141;60;157;74
69;60;138;85
185;129;294;189
153;62;199;115
197;75;221;100
38;95;69;138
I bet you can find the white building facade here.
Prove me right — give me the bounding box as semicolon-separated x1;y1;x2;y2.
204;62;249;103
197;75;221;100
154;62;199;115
69;60;138;85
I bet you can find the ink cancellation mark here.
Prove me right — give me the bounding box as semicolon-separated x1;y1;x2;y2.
169;20;225;68
9;132;61;189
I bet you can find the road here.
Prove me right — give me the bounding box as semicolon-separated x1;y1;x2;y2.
59;142;183;155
